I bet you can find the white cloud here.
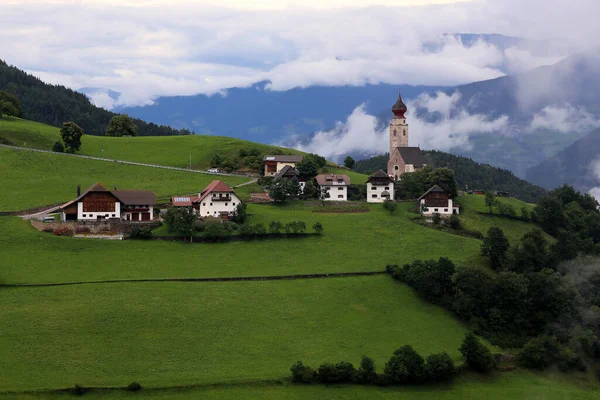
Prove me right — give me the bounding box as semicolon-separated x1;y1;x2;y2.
295;91;509;161
528;105;600;133
0;0;598;108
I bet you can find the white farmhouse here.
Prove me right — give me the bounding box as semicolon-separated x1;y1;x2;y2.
366;170;394;203
172;180;242;220
316;174;350;201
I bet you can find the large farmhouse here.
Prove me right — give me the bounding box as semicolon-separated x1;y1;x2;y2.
172;180;242;219
418;185;459;216
59;182;156;222
316;174;350;201
387;92;428;180
366;170;394;203
263;155;304;177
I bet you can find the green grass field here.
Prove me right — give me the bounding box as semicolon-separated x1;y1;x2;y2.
0;118;304;169
457;194;551;244
0;276;487;392
0;148;249;211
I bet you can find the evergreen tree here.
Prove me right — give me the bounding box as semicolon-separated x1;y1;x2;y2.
480;227;510;270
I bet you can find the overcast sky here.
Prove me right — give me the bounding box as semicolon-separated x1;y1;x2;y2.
1;0;599;108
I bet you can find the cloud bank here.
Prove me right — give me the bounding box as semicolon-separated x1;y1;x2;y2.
295;92;509;161
1;0;598;108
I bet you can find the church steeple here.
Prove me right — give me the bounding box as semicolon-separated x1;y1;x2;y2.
392;91;407;118
389;90;409;155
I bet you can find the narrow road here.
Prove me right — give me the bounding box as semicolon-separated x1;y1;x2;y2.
233;178;258;188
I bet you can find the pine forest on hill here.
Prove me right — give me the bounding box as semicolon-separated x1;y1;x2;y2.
0;60;186;137
353;151;547;203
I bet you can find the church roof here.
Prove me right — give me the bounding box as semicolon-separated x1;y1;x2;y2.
392;91;407;117
395;147;428;167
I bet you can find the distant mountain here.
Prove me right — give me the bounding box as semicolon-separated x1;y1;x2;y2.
116;83;444;143
354;151;546;203
0;60;186;136
525;128;600;192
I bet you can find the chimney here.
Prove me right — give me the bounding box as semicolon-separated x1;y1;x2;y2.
77;184;81;197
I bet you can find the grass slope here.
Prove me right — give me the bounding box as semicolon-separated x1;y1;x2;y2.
0;148;248;211
0;200;484;284
457;195;551;244
0;118;303;169
0;276;485;392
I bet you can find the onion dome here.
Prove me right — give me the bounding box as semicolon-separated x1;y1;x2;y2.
392;91;407;118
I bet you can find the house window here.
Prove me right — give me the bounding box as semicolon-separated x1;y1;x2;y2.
434;208;439;212
112;214;116;217
203;203;206;206
225;203;228;206
82;214;86;217
338;195;343;198
444;209;448;212
210;203;213;206
233;203;236;206
372;194;377;198
384;187;389;190
371;186;377;190
338;187;343;191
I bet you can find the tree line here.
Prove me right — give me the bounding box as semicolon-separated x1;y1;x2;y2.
0;60;189;136
352;150;547;203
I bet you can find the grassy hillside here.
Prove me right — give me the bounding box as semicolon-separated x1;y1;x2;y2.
0;276;486;391
0;148;249;211
457;194;549;243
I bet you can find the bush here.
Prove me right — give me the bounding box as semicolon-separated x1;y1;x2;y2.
460;333;495;372
231;203;248;224
70;384;87;396
448;214;461;230
253;223;267;235
126;382;142;391
335;361;356;383
519;335;560;370
384;345;426;384
312;222;324;235
129;226;153;240
432;213;442;225
290;361;315;383
52;141;64;152
317;363;339;383
425;352;456;382
269;220;282;234
383;200;397;215
202;221;231;240
355;356;377;384
558;348;587;372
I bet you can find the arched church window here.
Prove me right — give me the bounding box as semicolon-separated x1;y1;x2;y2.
394;165;399;171
403;130;406;136
393;129;397;136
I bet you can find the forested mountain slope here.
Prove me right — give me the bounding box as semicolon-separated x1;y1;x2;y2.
353;151;546;203
0;60;186;136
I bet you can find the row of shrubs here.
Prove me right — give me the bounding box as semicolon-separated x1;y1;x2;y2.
196;220;323;239
70;381;141;395
291;333;494;385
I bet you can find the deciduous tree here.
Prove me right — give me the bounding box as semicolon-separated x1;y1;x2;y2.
60;121;84;153
105;114;138;137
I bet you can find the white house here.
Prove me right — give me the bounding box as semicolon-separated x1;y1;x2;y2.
418;185;459;216
59;182;156;222
172;180;242;219
366;170;394;203
263;155;304;177
316;174;350;201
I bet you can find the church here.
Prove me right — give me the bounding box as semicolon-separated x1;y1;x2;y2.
387;92;428;180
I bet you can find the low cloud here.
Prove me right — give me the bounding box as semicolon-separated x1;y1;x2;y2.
295;91;509;161
528;105;600;133
589;159;600;203
3;0;597;108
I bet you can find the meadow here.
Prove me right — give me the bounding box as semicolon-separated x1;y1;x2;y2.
0;276;485;392
0;148;249;211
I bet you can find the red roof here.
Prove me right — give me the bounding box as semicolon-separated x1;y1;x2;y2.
197;180;233;202
171;196;197;206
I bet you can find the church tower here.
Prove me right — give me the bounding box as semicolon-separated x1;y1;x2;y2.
389;91;409;154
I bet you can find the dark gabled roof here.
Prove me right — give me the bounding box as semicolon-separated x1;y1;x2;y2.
112;190;156;205
59;182;112;210
396;147;428;166
367;169;393;183
418;185;448;200
275;165;300;179
263;155;304;163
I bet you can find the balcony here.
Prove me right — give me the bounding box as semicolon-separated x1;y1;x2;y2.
211;195;232;202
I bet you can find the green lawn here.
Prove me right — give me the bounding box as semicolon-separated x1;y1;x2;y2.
0;148;249;211
0;199;485;284
457;194;550;244
0;276;486;392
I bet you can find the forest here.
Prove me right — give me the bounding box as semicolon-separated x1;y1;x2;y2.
0;60;188;137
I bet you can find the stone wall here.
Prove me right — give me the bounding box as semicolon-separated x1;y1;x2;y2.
31;220;159;235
